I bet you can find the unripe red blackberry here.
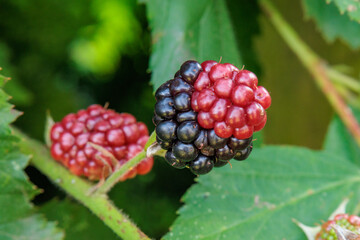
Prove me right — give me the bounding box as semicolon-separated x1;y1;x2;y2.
153;60;271;175
50;104;153;181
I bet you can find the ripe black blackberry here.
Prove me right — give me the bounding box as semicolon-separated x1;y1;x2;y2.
153;60;256;175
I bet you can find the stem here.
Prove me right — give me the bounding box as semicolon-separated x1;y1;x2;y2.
96;150;147;195
333;83;360;108
259;0;360;147
14;128;151;240
94;131;157;195
326;67;360;94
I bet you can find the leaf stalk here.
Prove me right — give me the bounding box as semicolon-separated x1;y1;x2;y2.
259;0;360;147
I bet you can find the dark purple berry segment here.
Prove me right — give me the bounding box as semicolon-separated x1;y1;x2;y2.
216;145;235;161
165;150;186;169
189;154;214;175
214;158;228;167
233;143;253;161
176;111;197;122
155;81;171;100
177;121;200;143
208;129;227;149
173;141;198;162
180;60;202;84
153;60;254;175
156;136;172;150
155;97;176;119
156;120;177;142
228;136;253;150
174;92;192;111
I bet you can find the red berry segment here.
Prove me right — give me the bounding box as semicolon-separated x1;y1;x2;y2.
106;129;125;146
190;91;200;112
254;114;267;131
51;123;64;141
209;64;232;82
234;70;258;89
136;157;154;175
194;72;211;91
50;104;153;181
51;143;63;160
198;89;217;111
231;85;254;107
226;106;245;128
89;132;105;145
201;60;217;73
214;79;233;98
122;124;140;143
214;121;233;138
246;102;265;126
191;61;271;141
234;125;253;140
209;98;228;121
198;111;215;129
60;132;75;151
223;63;239;73
254;86;271;109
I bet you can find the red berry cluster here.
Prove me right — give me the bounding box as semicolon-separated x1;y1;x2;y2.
316;213;360;239
191;60;271;139
50;104;153;181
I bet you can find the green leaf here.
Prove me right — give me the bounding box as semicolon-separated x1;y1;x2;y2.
302;0;360;49
323;107;360;165
326;0;360;22
0;215;64;240
146;0;243;90
0;80;64;239
165;146;360;239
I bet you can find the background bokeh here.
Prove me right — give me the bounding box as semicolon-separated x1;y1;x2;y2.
0;0;359;238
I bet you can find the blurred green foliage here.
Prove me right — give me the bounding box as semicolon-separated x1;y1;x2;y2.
70;0;142;75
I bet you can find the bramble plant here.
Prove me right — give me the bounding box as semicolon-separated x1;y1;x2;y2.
1;0;360;239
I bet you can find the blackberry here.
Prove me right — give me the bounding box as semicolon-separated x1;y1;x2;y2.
153;60;271;175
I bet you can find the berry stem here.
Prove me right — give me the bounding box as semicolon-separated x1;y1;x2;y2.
94;131;158;195
13;128;151;240
259;0;360;147
96;150;147;194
